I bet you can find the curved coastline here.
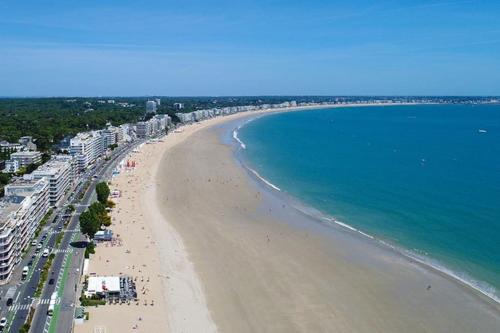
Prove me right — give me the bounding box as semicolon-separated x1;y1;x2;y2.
153;106;500;332
230;108;500;307
74;105;500;332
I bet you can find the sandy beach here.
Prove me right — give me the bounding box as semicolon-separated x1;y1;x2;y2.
77;106;500;333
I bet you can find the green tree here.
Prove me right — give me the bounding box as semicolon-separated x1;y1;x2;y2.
89;202;111;227
95;182;110;204
0;172;10;185
41;153;51;164
25;163;39;174
79;210;100;240
89;201;105;216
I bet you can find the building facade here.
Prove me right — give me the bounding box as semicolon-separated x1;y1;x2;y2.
32;159;73;206
0;141;24;153
18;136;37;151
136;122;152;138
70;132;105;171
10;151;42;167
52;154;78;185
4;160;19;173
146;101;157;114
103;126;123;147
135;115;170;138
0;178;49;283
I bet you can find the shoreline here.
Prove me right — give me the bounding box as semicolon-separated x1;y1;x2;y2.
78;103;500;332
156;106;500;332
75;106;323;332
231;112;500;306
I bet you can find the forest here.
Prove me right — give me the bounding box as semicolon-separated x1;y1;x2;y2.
0;96;307;151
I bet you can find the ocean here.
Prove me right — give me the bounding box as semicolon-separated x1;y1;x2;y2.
237;104;500;302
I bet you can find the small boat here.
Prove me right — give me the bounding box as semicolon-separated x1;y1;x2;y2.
478;129;487;133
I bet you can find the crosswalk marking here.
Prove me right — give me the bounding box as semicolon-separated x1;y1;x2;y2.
10;297;60;311
10;303;31;311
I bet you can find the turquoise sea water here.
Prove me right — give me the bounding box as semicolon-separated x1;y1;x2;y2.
238;104;500;301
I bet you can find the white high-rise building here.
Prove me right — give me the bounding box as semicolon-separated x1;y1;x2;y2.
102;128;118;147
146;100;157;114
0;177;49;283
155;98;161;106
104;126;124;145
136;122;152;138
70;132;105;171
175;112;193;123
32;159;73;206
119;124;132;142
135;115;170;138
52;155;78;185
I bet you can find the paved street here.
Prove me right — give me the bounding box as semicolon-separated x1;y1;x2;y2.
1;141;141;333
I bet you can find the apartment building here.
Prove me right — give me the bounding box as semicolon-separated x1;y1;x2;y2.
136;115;170;139
32;159;73;206
10;151;42;167
70;132;105;171
103;126;124;147
4;160;19;173
52;155;78;185
0;177;49;283
146;100;157;114
136;121;152;139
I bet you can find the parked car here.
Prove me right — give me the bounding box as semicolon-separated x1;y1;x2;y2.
31;240;37;246
0;317;7;330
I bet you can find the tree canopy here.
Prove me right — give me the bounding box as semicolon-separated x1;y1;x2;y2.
95;182;110;205
79;201;112;239
0;96;310;151
79;210;100;240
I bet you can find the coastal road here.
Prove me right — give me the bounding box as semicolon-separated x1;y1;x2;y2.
3;209;67;332
25;141;143;333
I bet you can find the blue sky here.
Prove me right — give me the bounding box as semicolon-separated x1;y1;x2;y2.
0;0;499;96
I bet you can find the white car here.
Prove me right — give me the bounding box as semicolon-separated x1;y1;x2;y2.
31;240;37;246
0;317;7;330
42;249;50;257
